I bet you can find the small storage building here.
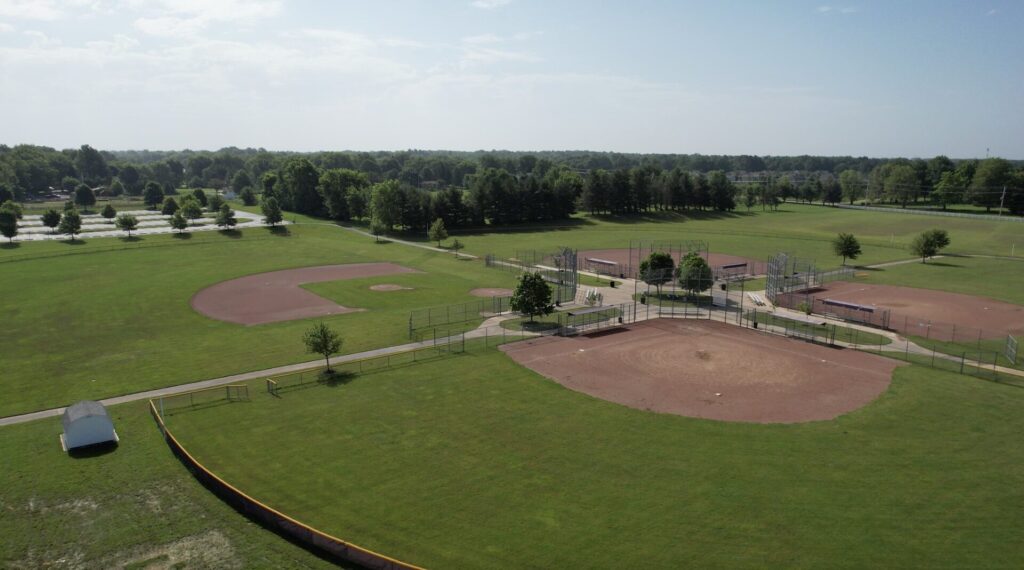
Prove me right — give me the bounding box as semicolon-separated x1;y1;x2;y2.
61;401;119;452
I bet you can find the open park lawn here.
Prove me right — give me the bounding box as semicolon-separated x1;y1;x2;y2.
166;349;1024;569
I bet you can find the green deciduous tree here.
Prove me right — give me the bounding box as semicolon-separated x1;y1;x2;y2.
74;184;96;212
0;200;23;219
180;196;203;225
207;193;225;212
639;251;675;296
215;204;237;228
676;252;713;297
933;170;967;210
450;237;464;258
969;158;1013;212
838;169;863;205
230;169;252;194
101;203;117;220
41;209;61;233
238;186;257;206
369;217;386;242
261;196;283;226
303;322;342;372
169;211;188;233
143;181;164;209
428;217;448;246
161;196;179;215
58;209;82;240
191;188;208;207
0;210;17;242
909;229;951;263
115;213;139;237
511;271;554;323
832;233;862;265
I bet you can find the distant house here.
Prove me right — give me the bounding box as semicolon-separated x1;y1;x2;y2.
61;401;118;452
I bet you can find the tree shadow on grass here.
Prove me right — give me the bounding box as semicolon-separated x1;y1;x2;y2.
172;232;193;240
218;229;243;239
321;370;355;387
118;236;143;243
62;239;87;246
923;261;963;268
266;225;290;236
0;242;20;250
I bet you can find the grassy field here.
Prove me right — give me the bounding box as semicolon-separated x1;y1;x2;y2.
418;204;1024;266
0;399;340;569
0;224;517;417
164;348;1024;569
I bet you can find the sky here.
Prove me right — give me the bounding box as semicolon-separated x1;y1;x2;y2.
0;0;1021;158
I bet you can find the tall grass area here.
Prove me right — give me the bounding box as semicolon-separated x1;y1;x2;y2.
168;350;1024;569
0;225;516;417
0;400;339;568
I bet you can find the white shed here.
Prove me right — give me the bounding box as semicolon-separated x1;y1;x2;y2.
61;401;119;452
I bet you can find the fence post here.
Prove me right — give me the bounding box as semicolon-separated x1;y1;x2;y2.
960;353;965;374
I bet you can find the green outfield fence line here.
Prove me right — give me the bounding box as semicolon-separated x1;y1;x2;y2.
0;232;279;264
148;401;424;570
155;384;250;417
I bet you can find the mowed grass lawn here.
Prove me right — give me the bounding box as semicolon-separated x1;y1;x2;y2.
432;203;1024;266
168;349;1024;569
0;400;339;569
0;225;516;417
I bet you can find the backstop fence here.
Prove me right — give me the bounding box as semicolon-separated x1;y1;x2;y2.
484;247;579;305
408;297;512;338
1007;335;1019;366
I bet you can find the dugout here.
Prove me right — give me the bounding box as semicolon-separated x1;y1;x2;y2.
61;400;119;452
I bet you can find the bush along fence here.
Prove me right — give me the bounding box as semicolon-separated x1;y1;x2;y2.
148;401;424;570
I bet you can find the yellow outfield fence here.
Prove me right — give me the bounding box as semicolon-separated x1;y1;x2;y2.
148;400;424;569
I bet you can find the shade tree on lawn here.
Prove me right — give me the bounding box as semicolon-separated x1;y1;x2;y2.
511;271;554;323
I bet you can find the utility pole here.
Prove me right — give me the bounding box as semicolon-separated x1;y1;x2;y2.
998;186;1006;216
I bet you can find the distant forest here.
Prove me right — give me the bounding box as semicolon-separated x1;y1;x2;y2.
1;145;1022;231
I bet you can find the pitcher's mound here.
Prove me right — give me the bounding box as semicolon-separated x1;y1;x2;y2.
370;284;412;292
470;288;513;297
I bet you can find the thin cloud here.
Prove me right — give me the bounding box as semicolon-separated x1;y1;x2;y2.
816;5;858;14
0;0;64;20
470;0;512;9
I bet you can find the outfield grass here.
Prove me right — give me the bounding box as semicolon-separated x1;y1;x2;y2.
421;204;1024;266
165;349;1024;569
0;224;517;417
0;400;339;568
851;254;1024;305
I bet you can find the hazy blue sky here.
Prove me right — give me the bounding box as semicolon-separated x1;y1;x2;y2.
0;1;1020;157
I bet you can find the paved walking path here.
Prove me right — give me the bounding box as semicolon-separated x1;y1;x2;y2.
0;322;517;427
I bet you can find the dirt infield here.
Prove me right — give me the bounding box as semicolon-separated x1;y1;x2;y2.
470;288;514;297
809;281;1024;336
192;263;419;325
500;319;898;423
579;249;763;276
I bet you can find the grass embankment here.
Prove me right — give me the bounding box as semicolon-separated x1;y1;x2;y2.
0;224;516;417
166;349;1024;569
0;400;338;568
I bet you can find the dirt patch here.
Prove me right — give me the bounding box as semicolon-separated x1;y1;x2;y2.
470;288;513;297
105;530;240;570
580;249;764;276
191;263;419;325
370;284;412;292
501;319;898;423
813;281;1024;336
